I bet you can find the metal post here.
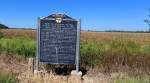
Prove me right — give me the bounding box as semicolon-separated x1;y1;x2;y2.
76;19;81;72
36;17;40;71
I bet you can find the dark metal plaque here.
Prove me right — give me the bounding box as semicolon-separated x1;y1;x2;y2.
38;14;78;64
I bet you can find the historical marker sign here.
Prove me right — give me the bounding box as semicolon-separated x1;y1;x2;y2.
37;14;80;65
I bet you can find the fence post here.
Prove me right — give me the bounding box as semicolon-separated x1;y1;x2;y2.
28;58;34;77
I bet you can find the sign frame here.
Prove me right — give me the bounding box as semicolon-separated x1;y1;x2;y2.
36;15;81;72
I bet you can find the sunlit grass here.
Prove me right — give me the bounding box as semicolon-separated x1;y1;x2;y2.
0;38;36;58
115;76;150;83
0;29;150;73
0;70;18;83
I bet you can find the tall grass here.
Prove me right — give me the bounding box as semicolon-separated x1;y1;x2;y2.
80;37;150;72
0;30;150;72
0;38;36;58
115;75;150;83
0;32;3;39
0;33;150;73
0;70;18;83
80;41;108;68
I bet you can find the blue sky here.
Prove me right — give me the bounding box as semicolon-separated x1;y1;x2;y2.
0;0;150;31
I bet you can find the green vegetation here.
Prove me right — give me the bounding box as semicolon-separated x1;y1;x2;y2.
0;24;8;29
0;38;36;58
0;32;3;39
0;70;18;83
0;36;150;73
115;76;150;83
0;30;150;83
80;37;150;72
80;41;107;68
0;34;150;73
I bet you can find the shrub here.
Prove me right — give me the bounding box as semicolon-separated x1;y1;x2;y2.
80;41;108;69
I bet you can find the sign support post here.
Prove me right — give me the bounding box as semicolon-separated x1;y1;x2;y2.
36;18;40;71
76;19;81;72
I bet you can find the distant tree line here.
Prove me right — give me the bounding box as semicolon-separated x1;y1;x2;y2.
0;24;8;29
86;30;149;33
105;30;148;33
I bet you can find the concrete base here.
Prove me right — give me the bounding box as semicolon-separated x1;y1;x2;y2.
68;70;83;83
33;69;46;77
71;70;82;76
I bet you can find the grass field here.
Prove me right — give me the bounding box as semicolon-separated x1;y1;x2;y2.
1;29;150;44
0;29;150;83
1;29;150;72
